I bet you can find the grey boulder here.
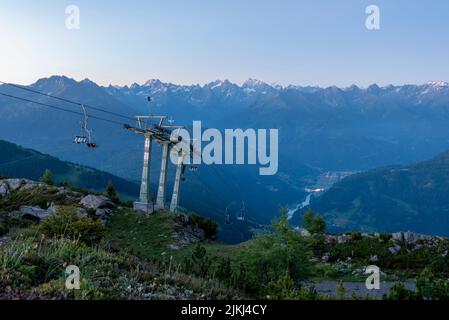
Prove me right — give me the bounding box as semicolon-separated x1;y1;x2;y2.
0;181;9;197
80;195;115;210
9;206;52;221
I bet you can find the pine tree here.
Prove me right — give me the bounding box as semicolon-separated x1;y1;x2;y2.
106;180;120;204
41;169;54;185
302;209;326;234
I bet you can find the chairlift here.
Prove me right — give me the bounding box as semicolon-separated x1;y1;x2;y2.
224;212;232;225
73;136;88;144
189;166;199;172
74;104;98;148
236;201;246;221
224;202;235;226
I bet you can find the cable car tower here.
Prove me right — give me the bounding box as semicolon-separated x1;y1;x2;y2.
124;96;188;214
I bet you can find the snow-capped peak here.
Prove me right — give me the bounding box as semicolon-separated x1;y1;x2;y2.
427;81;449;88
142;79;163;87
207;79;235;90
242;78;271;88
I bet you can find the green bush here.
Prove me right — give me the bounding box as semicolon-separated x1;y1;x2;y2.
215;257;234;285
384;283;417;300
267;274;318;300
416;268;449;300
188;214;218;240
38;206;105;245
302;209;326;234
0;211;8;236
350;232;363;241
183;242;212;278
379;233;392;242
235;208;312;296
40;169;54;186
106;180;120;204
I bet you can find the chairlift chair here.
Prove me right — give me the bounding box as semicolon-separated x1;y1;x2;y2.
236;201;246;221
224;203;234;225
73;136;88;144
224;212;232;225
189;166;199;172
74;104;98;148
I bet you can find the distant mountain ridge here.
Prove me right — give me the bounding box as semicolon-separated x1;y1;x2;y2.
0;139;139;197
308;149;449;236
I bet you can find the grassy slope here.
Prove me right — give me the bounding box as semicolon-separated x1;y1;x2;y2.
106;209;248;263
107;209;178;259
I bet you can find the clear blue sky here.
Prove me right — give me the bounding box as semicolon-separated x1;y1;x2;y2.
1;0;448;87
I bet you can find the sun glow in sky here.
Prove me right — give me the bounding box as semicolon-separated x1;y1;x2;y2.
1;0;448;87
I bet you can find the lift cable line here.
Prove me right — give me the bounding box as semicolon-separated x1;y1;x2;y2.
0;80;138;123
0;91;125;126
0;86;258;218
0;89;188;213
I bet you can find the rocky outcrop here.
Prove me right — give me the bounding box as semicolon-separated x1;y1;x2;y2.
1;178;116;223
389;245;401;255
0;181;9;197
296;227;311;237
9;205;52;221
95;208;113;218
391;231;434;244
169;214;207;250
0;179;47;197
80;194;115;210
55;187;82;200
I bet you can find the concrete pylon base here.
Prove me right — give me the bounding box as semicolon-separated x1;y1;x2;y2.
154;203;168;211
133;201;155;214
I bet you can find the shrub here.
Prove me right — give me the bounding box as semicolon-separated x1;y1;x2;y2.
350;232;363;241
416;268;449;300
0;211;8;236
384;283;417;300
215;257;234;285
38;206;105;245
235;209;312;296
302;209;326;234
184;242;211;277
40;169;54;186
379;233;392;242
106;180;120;204
267;274;318;300
188;214;218;240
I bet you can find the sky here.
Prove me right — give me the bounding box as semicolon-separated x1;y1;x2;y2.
0;0;448;88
